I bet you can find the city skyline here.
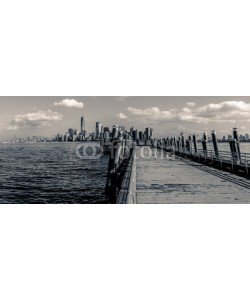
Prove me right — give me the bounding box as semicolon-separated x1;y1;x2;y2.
1;96;250;138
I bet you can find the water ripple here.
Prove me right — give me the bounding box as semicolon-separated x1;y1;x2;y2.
0;143;110;204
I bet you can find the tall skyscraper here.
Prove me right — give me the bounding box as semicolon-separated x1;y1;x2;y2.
150;128;153;138
139;131;144;141
145;127;153;140
130;127;135;133
96;122;103;140
132;129;138;140
112;125;119;139
80;114;85;140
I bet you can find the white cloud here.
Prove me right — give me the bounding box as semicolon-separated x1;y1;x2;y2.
7;125;19;131
126;100;250;124
117;113;128;119
186;102;196;107
54;99;84;108
127;107;173;120
8;110;63;130
194;101;250;122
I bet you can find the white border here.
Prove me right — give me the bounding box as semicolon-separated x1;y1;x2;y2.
1;1;250;300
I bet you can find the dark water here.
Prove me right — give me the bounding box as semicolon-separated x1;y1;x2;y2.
0;143;110;204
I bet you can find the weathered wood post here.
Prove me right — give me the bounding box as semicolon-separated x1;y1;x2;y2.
114;138;123;166
185;139;191;152
177;139;180;152
105;138;120;198
173;137;176;150
192;134;198;154
181;134;185;153
233;127;241;162
202;133;208;156
188;134;192;153
229;138;238;165
166;137;170;149
211;130;219;157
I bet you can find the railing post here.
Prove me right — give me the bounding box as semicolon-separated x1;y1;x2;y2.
202;133;208;157
192;134;198;154
173;137;176;151
177;139;180;153
185;139;191;153
188;134;192;154
170;137;173;148
211;130;219;158
166;137;170;148
229;139;238;165
233;127;242;163
181;133;185;154
114;139;123;166
105;138;119;198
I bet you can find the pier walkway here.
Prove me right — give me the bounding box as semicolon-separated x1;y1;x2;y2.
135;148;250;204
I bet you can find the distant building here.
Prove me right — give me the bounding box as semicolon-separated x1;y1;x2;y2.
130;127;135;134
139;131;144;141
145;127;153;140
150;128;153;138
119;126;125;132
65;132;70;141
80;115;85;140
132;129;138;140
68;128;77;141
104;131;110;141
96;122;103;140
112;125;119;139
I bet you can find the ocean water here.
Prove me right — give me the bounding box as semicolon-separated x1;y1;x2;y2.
0;143;110;204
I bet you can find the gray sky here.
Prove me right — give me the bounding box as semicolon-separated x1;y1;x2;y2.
0;96;250;138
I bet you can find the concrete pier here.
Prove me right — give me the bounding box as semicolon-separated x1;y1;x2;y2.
135;148;250;204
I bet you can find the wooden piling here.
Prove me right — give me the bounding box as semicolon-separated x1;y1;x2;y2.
229;139;238;164
185;139;191;152
192;134;198;154
181;134;185;150
233;127;242;162
158;127;249;179
211;130;219;157
202;133;208;156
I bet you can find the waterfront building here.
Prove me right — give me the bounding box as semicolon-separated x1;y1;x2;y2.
130;127;135;134
132;129;138;140
139;131;144;141
150;128;153;138
68;128;77;141
112;125;119;139
119;126;126;132
80;115;85;140
104;131;110;141
96;122;103;140
145;127;153;140
65;132;70;141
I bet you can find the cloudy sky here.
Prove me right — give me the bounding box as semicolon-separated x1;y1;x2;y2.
0;96;250;138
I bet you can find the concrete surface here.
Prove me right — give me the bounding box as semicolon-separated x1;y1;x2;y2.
135;147;250;204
